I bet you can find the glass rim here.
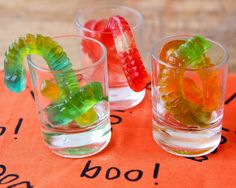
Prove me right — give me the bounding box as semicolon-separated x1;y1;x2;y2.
75;5;144;34
27;34;107;73
151;34;230;71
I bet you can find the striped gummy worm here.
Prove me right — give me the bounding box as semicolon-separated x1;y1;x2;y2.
45;81;108;125
158;35;220;127
4;34;107;126
4;34;79;96
103;16;149;92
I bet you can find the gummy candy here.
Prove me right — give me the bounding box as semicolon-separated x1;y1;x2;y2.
83;19;125;86
4;34;79;96
104;16;148;92
74;108;97;127
4;34;107;126
178;36;222;112
183;77;203;106
94;19;108;32
82;19;112;62
173;35;211;68
200;66;221;111
84;20;97;37
83;16;148;92
45;81;107;125
158;35;219;127
41;79;98;126
40;80;61;100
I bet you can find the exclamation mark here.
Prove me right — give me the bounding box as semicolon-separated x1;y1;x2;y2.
30;90;35;101
14;118;23;139
153;163;160;185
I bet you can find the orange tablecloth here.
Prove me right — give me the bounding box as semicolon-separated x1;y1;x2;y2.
0;73;235;188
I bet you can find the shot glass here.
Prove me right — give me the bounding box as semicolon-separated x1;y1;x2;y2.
151;35;229;157
75;5;145;110
27;35;111;158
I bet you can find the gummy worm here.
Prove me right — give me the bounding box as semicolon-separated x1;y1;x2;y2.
158;36;220;127
45;81;108;125
4;34;107;126
4;34;79;96
104;16;148;92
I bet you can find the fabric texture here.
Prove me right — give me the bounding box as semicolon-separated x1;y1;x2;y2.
0;72;235;188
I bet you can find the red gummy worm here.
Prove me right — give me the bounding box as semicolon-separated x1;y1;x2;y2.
104;16;148;92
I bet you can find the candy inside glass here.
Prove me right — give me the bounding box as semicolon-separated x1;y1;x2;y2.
151;35;229;157
27;35;111;158
76;5;146;110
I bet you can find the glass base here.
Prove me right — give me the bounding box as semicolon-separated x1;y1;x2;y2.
109;85;145;110
42;119;111;158
152;118;222;157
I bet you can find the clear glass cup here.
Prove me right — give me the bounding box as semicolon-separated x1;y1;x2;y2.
27;35;111;158
75;5;146;110
151;35;229;157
